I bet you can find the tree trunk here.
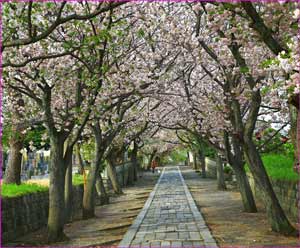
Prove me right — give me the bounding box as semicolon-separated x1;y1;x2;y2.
82;124;104;219
83;166;97;219
47;137;67;242
289;104;297;159
107;158;123;194
198;149;206;178
4;135;23;184
131;142;138;181
76;144;84;174
226;133;257;213
64;147;73;223
297;108;300;163
193;151;198;171
127;162;134;186
216;155;226;190
244;137;297;235
95;172;109;204
232;163;257;213
147;150;156;170
76;144;87;187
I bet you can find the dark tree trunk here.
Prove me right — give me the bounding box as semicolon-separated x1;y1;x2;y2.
233;163;257;212
131;141;138;181
193;151;198;171
4;135;24;184
297;108;300;163
76;144;84;174
107;158;123;194
83;166;97;219
64;146;73;223
288;105;297;159
127;162;134;186
226;133;257;213
216;155;226;190
95;171;109;204
244;137;297;235
147;150;157;170
82;123;104;219
47;137;67;242
198;149;206;178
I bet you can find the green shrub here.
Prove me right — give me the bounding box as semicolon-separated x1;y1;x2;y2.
73;174;84;185
246;153;298;181
1;183;48;198
261;154;298;181
2;175;85;198
224;165;232;174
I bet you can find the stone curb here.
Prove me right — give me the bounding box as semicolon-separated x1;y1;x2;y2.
177;166;219;247
118;168;166;248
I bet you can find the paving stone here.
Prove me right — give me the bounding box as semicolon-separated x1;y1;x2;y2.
178;231;190;240
182;241;194;247
150;241;161;247
118;167;218;248
189;231;202;240
161;241;171;246
165;232;178;240
155;232;166;239
171;241;183;247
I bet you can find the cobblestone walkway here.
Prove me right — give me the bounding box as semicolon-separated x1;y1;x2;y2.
119;166;218;247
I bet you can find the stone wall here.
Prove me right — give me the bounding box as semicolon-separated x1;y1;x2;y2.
248;174;298;222
105;162;132;189
2;184;102;243
204;158;217;178
3;163;131;243
116;162;130;186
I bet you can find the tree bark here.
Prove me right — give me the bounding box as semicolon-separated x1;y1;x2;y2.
198;149;206;178
64;146;73;223
4;134;24;184
244;137;297;235
82;124;104;219
127;162;134;186
83;165;97;219
107;158;123;194
193;151;198;171
95;171;109;205
131;141;138;181
147;150;157;170
225;132;257;213
288;105;297;159
47;137;67;242
233;163;257;212
216;155;226;190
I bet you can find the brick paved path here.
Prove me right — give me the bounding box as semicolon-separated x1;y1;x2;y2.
119;166;218;247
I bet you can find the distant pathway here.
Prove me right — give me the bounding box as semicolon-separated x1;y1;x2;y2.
119;166;218;247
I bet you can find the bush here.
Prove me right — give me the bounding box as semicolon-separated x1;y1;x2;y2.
246;153;297;181
261;153;297;181
224;165;232;174
1;183;48;198
1;175;85;198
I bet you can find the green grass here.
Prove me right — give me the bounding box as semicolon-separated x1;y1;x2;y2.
246;154;298;181
1;183;48;198
261;154;298;181
72;174;84;185
1;174;85;198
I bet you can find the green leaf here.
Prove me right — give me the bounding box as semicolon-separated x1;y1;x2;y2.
239;66;249;74
137;28;145;38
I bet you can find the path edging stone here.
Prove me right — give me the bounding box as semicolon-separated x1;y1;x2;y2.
177;166;218;247
118;168;166;247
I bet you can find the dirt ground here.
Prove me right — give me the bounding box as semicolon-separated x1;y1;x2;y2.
181;166;300;247
4;170;159;247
